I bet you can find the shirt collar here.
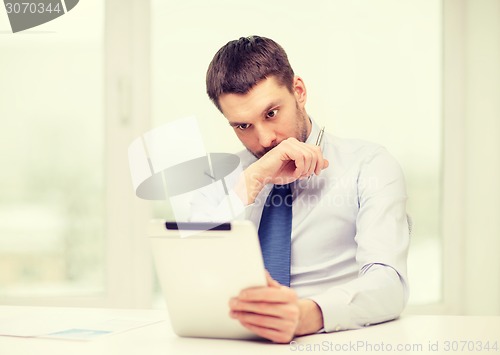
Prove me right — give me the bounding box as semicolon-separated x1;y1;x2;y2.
305;117;324;149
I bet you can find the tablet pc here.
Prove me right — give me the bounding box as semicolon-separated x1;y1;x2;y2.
148;220;267;339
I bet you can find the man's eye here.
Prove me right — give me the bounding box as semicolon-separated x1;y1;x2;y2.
266;109;278;118
236;123;251;130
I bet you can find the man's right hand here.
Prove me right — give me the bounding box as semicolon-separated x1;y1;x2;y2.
236;137;329;205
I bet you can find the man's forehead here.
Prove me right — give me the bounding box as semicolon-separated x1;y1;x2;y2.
219;78;288;120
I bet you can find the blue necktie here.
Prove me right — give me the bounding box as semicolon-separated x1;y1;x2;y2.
258;184;292;287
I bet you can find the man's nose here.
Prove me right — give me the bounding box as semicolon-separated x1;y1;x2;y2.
256;126;277;148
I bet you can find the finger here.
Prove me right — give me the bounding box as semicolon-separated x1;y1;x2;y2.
230;300;299;320
239;321;294;344
283;146;306;179
279;139;316;178
292;146;314;178
305;146;320;176
238;286;297;303
230;298;287;316
302;144;326;176
285;145;314;178
296;143;317;177
278;139;328;179
303;150;315;178
230;310;286;330
310;146;324;175
231;310;297;333
265;270;281;288
301;145;328;176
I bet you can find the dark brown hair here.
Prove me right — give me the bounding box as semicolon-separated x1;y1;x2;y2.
206;36;295;112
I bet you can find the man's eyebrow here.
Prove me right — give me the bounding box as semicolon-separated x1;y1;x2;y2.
227;101;281;127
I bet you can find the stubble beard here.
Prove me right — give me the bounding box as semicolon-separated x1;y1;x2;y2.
248;105;309;160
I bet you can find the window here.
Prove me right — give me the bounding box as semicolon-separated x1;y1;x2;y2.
0;1;105;300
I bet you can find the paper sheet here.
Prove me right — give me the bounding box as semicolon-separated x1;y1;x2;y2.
0;310;165;341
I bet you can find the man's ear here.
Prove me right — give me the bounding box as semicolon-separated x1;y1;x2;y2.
293;76;307;107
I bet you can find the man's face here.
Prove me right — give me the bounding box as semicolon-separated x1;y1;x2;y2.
218;76;311;159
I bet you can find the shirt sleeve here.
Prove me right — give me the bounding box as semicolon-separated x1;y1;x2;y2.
308;147;410;332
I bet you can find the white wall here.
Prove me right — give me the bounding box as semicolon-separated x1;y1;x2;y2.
442;0;500;316
151;0;441;166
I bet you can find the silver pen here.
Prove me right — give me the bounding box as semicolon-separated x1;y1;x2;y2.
308;126;325;180
315;126;325;147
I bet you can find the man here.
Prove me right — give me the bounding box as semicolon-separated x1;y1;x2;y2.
201;35;409;343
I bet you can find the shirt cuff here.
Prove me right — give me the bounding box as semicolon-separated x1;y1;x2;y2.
308;288;358;333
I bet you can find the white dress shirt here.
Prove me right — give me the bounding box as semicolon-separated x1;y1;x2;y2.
190;119;410;332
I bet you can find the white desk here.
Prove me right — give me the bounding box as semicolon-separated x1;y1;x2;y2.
0;306;498;355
